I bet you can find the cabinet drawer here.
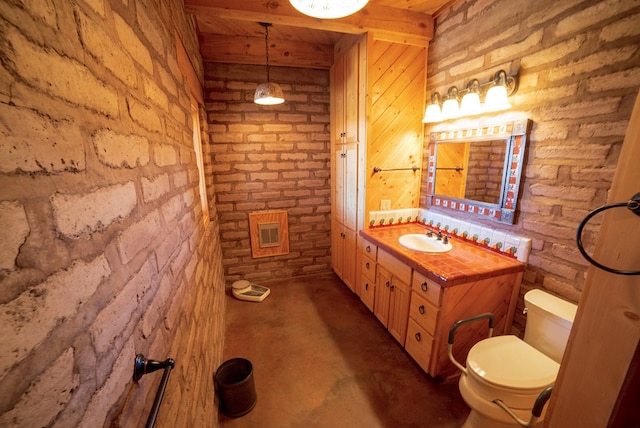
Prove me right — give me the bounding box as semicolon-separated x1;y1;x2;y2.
360;274;375;312
404;318;434;374
412;270;442;307
361;236;378;259
409;291;439;335
361;254;376;282
378;249;412;285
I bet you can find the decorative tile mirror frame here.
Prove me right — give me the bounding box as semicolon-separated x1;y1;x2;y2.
425;119;531;224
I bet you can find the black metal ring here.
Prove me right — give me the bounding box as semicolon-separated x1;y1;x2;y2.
576;194;640;276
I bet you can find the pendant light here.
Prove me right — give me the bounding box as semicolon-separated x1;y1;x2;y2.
289;0;369;19
254;23;285;105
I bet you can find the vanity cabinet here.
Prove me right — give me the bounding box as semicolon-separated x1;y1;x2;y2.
330;33;426;294
374;249;411;344
358;225;523;378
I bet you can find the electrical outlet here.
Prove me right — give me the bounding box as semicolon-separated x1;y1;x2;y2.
380;199;391;211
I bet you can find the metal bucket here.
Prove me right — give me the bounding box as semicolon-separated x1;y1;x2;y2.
215;358;257;417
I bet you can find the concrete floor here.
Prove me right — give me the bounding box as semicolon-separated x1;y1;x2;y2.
218;272;469;427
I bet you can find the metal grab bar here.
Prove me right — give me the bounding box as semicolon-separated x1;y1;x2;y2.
447;312;495;375
373;165;419;173
134;354;175;428
492;386;554;427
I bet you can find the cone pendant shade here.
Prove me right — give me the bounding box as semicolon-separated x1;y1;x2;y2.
254;82;285;105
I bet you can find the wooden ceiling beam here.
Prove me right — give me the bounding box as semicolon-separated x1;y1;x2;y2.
199;33;334;69
185;0;434;46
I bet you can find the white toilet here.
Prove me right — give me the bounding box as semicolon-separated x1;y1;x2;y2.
452;289;577;428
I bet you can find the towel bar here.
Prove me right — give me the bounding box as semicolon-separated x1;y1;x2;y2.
373;166;419;173
134;354;175;428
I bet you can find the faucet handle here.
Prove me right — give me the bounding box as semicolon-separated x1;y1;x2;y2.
443;236;449;245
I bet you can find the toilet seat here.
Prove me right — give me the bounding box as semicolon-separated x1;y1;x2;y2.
465;335;559;409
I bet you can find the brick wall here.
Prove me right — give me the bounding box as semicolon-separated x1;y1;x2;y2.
0;0;226;426
423;0;640;333
204;63;333;284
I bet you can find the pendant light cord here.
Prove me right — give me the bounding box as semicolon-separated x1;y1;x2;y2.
262;23;271;83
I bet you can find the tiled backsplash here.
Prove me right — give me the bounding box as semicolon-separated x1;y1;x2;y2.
368;208;532;263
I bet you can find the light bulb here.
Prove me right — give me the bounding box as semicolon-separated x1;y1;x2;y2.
441;98;461;120
484;85;511;112
422;103;442;123
460;92;482;116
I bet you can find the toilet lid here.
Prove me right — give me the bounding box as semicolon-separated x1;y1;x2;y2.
467;335;559;391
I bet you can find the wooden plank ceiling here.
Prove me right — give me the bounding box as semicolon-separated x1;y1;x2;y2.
184;0;455;69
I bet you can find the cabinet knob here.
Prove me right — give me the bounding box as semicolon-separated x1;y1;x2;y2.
419;305;425;315
365;262;370;269
365;283;369;290
366;245;371;253
390;285;395;291
421;282;428;292
415;332;421;342
385;281;390;288
340;152;346;158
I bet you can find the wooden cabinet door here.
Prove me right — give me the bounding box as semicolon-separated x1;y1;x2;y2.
331;53;345;147
331;219;345;280
374;264;391;326
343;39;360;145
333;143;357;290
388;276;411;344
360;273;375;312
331;220;357;292
343;143;358;231
405;318;434;374
333;144;357;241
342;227;357;291
334;147;347;226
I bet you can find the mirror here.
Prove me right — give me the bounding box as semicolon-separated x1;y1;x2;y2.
425;119;531;224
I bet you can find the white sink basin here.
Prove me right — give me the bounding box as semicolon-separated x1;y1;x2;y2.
398;233;453;253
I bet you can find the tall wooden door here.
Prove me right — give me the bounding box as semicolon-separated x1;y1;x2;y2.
547;91;640;427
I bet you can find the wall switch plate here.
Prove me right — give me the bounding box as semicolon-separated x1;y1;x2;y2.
380;199;391;211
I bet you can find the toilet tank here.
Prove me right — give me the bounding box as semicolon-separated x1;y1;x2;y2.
523;289;578;363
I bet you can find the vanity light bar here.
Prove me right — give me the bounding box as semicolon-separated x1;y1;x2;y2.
423;70;519;123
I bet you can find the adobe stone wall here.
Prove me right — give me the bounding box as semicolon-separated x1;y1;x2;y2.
204;63;333;284
423;0;640;333
0;0;226;426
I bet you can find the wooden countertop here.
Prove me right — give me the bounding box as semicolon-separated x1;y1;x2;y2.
359;224;525;286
